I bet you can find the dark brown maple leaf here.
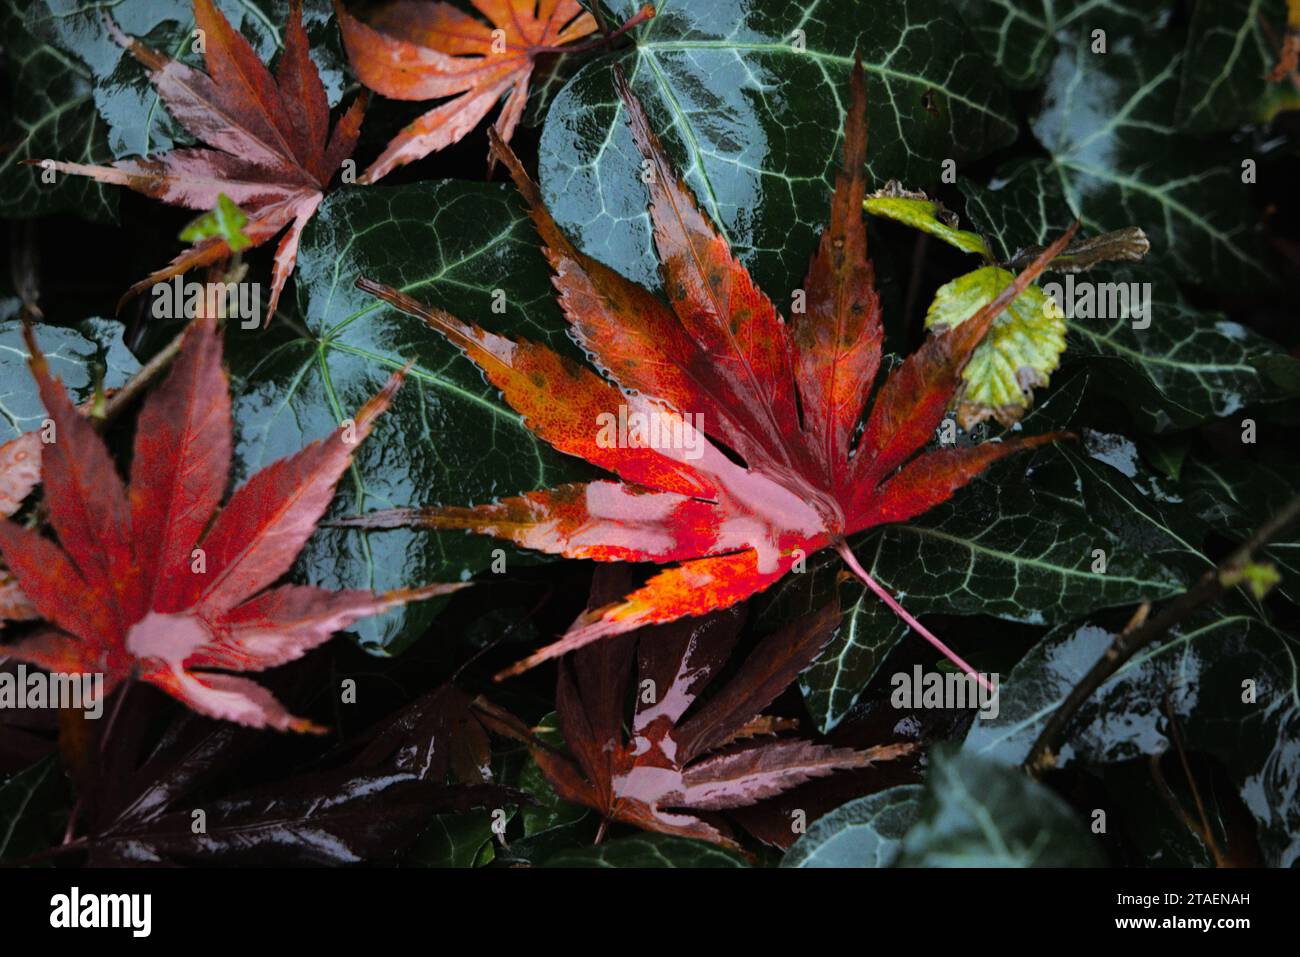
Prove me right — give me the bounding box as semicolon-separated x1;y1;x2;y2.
510;569;911;850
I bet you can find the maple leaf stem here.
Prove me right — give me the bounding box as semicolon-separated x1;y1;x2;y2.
834;540;993;694
533;4;654;55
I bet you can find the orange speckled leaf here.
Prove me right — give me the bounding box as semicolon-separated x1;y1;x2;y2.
335;0;653;181
354;62;1077;680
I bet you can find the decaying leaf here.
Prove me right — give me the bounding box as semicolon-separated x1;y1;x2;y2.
348;63;1073;680
335;0;655;181
36;0;366;322
925;266;1063;429
0;317;458;731
865;184;1147;427
515;571;910;850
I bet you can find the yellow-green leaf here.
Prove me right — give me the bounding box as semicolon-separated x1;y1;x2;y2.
925;266;1064;428
863;183;990;257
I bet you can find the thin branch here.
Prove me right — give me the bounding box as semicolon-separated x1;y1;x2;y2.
98;322;190;425
1023;491;1300;777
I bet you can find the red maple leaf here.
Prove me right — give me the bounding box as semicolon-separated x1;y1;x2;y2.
0;432;42;626
39;0;366;322
487;570;911;849
352;63;1075;681
334;0;654;181
0;319;458;731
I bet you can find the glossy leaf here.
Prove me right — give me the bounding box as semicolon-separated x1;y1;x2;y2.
1031;17;1273;290
539;0;1016;295
896;747;1104;866
1177;0;1294;130
23;0;348;162
765;378;1183;732
352;65;1072;675
961;163;1297;430
0;0;115;219
1182;455;1300;603
780;785;922;868
41;0;365;319
0;756;69;863
79;681;513;864
334;0;652;181
226;179;591;652
964;611;1300;867
519;569;910;850
953;0;1165;90
0;319;139;442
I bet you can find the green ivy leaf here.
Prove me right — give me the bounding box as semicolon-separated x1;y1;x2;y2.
0;756;69;863
226;181;591;654
953;0;1168;90
961;164;1296;431
1183;455;1300;603
407;811;501;868
0;0;115;220
1177;0;1291;131
0;318;140;440
25;0;347;164
543;834;750;868
1031;19;1273;290
895;747;1104;866
539;0;1016;295
519;714;589;838
780;785;922;867
964;611;1300;866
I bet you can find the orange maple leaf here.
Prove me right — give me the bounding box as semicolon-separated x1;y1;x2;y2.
334;0;654;181
351;63;1075;682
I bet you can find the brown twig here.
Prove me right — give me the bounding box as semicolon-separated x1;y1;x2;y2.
97;320;192;425
1023;491;1300;777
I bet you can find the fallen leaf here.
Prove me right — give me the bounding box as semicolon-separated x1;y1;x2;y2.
520;569;911;849
77;680;520;864
334;0;653;181
36;0;366;322
0;433;42;627
0;317;458;732
351;62;1075;679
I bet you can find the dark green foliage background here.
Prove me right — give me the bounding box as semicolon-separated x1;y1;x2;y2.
1;0;1298;867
